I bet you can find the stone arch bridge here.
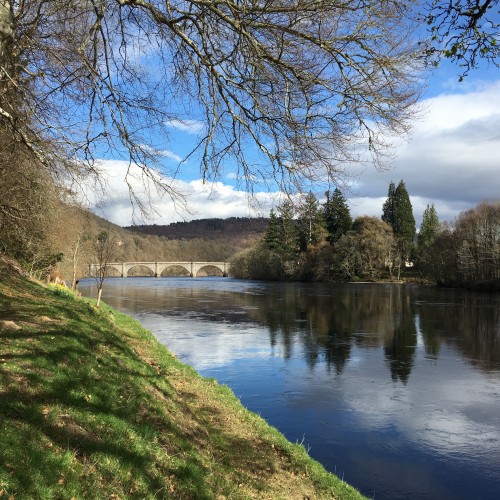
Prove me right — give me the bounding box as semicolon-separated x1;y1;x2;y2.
89;261;229;278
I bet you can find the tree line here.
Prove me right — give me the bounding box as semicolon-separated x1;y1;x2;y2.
230;183;500;290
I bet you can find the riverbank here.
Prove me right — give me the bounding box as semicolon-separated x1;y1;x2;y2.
0;258;365;499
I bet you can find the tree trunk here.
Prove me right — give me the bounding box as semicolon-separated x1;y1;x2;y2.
0;1;13;57
71;235;81;291
0;1;14;90
96;286;103;308
0;0;16;129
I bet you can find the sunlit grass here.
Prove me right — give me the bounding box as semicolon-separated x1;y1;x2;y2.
0;261;366;499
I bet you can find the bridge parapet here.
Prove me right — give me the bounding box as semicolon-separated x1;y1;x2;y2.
89;261;228;278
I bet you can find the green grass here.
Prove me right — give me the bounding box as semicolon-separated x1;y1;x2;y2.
0;257;366;499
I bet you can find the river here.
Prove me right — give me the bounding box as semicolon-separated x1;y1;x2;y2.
79;277;500;500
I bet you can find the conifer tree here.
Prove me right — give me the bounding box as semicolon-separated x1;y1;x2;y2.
382;180;415;259
263;202;299;258
382;181;396;227
418;204;440;248
277;200;300;259
261;201;300;279
264;209;281;251
323;188;352;244
382;180;415;276
297;192;325;250
392;180;416;254
416;204;440;270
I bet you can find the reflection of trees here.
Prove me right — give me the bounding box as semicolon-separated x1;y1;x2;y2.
416;288;500;372
324;331;352;375
247;284;418;380
80;280;500;380
418;304;441;359
383;288;417;384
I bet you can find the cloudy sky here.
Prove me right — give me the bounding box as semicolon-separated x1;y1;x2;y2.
88;59;500;228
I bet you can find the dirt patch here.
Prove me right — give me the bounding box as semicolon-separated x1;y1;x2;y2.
37;316;57;323
1;320;22;330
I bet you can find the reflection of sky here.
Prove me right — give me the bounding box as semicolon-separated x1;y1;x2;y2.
79;278;500;500
139;315;272;370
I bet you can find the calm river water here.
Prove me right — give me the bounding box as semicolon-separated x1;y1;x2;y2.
79;277;500;500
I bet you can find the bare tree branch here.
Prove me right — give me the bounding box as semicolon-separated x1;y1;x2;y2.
1;0;425;210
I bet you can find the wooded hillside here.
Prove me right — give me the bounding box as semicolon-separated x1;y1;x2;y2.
52;213;267;281
128;217;268;240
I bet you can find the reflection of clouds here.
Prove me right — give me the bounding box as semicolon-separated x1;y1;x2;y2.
337;345;500;466
274;337;500;475
139;315;271;370
279;358;500;499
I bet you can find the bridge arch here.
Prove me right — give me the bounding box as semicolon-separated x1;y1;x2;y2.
159;264;191;277
195;264;224;277
127;264;155;277
99;264;122;276
89;261;229;278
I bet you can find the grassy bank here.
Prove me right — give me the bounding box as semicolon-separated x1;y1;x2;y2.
0;258;366;499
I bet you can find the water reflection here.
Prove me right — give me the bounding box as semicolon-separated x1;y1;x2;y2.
417;287;500;371
79;278;500;500
94;280;500;380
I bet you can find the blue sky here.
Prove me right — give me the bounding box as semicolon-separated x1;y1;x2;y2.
87;51;500;229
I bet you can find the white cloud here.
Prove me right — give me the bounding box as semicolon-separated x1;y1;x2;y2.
347;80;500;224
84;159;274;226
160;149;184;162
86;80;500;227
165;119;205;134
139;143;184;163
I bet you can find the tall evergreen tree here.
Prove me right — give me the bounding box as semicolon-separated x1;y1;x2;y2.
382;181;396;227
392;180;416;252
416;204;440;272
382;181;415;251
323;188;352;244
382;180;415;274
417;205;440;251
277;200;300;258
264;209;281;251
297;192;325;250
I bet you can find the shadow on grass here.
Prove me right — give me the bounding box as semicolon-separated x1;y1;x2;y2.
0;304;261;497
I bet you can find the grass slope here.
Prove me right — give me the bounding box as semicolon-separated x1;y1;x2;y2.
0;258;366;499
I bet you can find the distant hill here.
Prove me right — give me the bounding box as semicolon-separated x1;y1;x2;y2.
127;217;269;241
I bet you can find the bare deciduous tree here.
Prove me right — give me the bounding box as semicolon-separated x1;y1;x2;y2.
92;229;117;307
1;0;424;207
0;130;64;276
432;202;500;288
